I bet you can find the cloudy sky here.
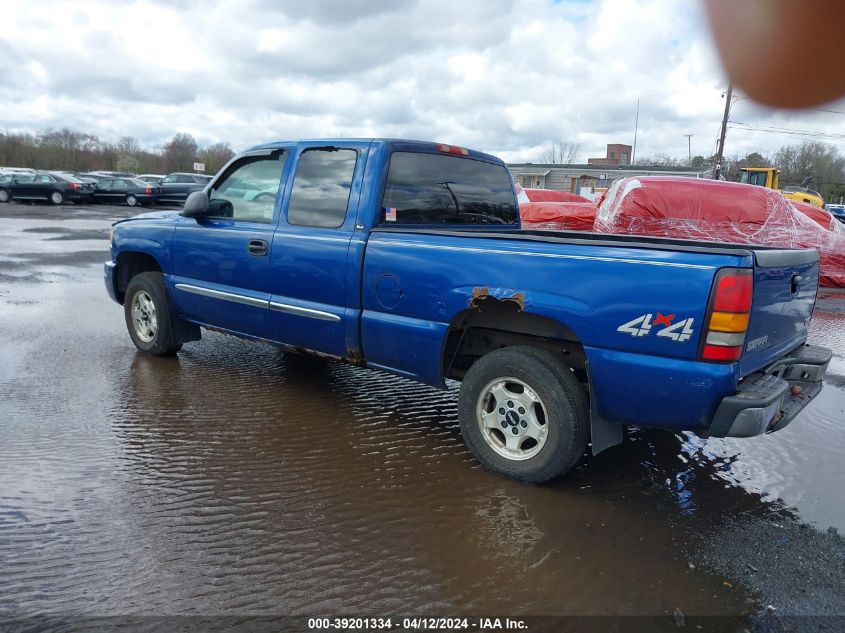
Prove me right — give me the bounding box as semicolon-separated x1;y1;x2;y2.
2;0;844;163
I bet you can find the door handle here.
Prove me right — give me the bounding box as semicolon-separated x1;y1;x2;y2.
247;239;268;256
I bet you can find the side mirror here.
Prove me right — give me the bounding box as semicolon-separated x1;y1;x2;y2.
182;191;210;218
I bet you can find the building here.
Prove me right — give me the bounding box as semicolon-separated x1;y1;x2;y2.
508;162;706;200
588;143;633;166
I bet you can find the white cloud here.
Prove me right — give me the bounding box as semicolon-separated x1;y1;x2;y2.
0;0;842;162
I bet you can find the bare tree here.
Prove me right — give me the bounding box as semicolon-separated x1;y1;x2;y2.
633;153;685;167
541;140;581;164
772;141;845;193
115;154;141;173
198;142;235;175
163;133;199;172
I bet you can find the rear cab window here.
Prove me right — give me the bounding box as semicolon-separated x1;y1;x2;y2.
380;151;517;227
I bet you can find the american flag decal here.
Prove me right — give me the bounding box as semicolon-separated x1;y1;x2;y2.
385;207;397;221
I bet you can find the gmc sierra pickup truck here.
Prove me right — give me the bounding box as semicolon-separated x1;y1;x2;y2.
105;139;831;483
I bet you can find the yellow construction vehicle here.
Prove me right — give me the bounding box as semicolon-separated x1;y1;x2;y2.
738;167;824;207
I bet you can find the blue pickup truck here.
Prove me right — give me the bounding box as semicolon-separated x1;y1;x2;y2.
105;139;831;482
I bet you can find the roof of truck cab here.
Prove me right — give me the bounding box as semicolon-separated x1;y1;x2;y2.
246;138;506;165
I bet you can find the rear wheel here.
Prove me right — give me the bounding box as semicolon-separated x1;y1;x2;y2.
126;194;138;207
50;191;64;205
458;346;588;483
124;271;182;355
0;189;9;203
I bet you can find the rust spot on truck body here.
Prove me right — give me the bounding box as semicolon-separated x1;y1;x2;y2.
469;287;525;311
345;347;366;367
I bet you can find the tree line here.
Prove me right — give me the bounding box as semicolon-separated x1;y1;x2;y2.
0;128;235;176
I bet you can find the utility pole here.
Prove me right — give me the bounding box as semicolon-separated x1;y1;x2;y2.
631;99;640;165
714;83;733;179
684;133;693;162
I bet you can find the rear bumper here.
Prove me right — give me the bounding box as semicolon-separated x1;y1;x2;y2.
709;344;832;438
66;190;92;201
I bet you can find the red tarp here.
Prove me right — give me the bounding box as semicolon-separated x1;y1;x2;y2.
516;185;597;231
520;201;598;231
791;199;845;235
523;188;591;203
593;176;845;287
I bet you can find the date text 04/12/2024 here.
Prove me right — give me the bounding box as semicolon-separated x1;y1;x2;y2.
307;617;528;630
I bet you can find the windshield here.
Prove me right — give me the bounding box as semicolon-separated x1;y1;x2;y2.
739;171;769;187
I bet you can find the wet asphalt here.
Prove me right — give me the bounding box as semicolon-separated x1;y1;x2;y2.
0;202;843;631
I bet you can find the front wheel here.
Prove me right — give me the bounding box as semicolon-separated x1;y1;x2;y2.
124;271;182;355
458;346;588;483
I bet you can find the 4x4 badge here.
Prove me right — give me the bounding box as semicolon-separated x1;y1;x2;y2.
617;313;695;342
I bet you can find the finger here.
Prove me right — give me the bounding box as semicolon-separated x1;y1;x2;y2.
704;0;845;108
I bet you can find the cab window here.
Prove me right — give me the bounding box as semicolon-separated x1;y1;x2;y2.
381;152;517;226
287;148;357;228
208;151;287;223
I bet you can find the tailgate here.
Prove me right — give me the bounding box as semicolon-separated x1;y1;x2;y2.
738;248;819;377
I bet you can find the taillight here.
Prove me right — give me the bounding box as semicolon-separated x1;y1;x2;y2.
700;268;753;363
70;182;81;190
145;187;152;194
436;143;469;156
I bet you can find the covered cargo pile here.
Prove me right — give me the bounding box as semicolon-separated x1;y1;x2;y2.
593;176;845;287
517;185;597;232
791;199;845;235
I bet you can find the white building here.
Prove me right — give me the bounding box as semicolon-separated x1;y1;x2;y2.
509;163;709;200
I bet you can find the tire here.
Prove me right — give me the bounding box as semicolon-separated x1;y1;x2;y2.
50;191;64;205
458;346;588;483
0;189;9;203
126;194;138;207
124;271;183;355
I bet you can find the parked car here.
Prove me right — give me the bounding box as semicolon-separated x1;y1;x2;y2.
104;139;830;483
214;178;278;202
825;204;845;224
92;177;159;207
75;172;107;183
88;170;136;178
156;172;211;205
0;173;33;202
6;172;94;204
137;174;166;185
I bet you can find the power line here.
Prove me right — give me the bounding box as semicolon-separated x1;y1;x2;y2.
810;106;845;115
730;120;845;138
727;120;845;142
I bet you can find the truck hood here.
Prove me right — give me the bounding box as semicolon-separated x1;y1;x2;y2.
114;210;181;225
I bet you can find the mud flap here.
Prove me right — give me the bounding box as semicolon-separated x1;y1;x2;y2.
171;314;202;344
166;293;201;344
588;365;623;455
